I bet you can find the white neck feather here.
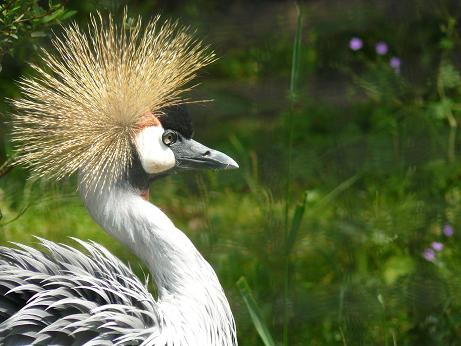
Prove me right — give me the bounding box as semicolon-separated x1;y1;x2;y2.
79;179;237;345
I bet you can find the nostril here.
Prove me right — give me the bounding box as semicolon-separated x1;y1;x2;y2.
203;150;211;157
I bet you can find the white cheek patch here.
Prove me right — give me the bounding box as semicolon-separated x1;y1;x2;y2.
135;126;176;174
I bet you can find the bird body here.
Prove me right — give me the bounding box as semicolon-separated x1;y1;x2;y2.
79;169;237;345
1;11;238;345
0;175;236;344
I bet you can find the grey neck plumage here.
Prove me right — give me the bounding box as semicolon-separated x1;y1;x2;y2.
78;162;237;345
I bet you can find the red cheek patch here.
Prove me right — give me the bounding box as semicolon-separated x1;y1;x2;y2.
136;111;161;131
140;189;150;201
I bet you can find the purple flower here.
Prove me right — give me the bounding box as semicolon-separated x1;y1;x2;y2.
443;224;454;237
423;248;436;262
431;242;444;252
375;41;388;55
349;37;363;51
390;56;401;74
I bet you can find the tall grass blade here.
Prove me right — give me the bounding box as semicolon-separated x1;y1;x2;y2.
289;3;303;101
283;4;303;345
286;191;308;254
316;174;361;209
287;175;360;260
237;277;276;346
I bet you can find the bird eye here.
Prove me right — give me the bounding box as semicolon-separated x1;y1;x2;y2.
162;130;178;146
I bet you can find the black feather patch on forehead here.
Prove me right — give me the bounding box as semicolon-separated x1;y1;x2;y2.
158;105;194;139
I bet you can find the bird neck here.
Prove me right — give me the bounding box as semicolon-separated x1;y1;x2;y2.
78;178;236;343
80;180;214;294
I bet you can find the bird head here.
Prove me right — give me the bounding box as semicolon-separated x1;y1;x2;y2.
11;12;237;192
135;105;238;177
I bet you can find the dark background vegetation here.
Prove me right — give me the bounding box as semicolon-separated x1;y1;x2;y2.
3;0;461;344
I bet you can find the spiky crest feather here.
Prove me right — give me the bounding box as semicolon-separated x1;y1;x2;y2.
11;12;215;189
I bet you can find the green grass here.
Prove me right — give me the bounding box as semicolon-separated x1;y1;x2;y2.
2;131;461;345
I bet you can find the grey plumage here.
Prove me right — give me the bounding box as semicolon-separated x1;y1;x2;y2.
0;238;160;345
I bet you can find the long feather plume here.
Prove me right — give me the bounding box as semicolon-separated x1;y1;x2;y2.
11;12;215;190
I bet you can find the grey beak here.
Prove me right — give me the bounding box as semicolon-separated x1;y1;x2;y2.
170;138;239;170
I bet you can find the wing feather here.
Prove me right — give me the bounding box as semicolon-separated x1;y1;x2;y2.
0;238;160;345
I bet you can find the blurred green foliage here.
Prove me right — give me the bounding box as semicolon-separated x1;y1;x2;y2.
3;0;461;345
0;0;76;69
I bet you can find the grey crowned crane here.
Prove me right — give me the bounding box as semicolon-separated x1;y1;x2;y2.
0;13;238;345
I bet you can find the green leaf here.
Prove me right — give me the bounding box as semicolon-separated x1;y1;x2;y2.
8;6;21;15
237;277;276;346
431;98;453;120
439;63;461;89
30;31;47;38
440;37;454;50
41;8;65;23
383;255;414;285
59;10;77;21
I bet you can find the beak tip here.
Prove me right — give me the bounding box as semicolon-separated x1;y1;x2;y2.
227;157;239;169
